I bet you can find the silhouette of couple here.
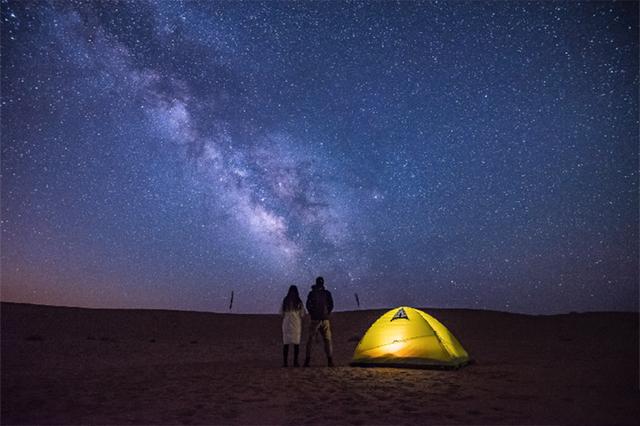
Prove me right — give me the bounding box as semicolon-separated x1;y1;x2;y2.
280;276;334;367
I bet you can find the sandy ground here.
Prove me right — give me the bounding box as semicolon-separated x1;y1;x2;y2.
1;302;638;425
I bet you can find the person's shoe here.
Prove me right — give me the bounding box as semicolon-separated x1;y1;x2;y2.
293;360;300;367
327;357;334;367
283;361;288;368
303;358;310;367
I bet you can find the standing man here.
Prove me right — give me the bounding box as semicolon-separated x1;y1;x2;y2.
304;276;334;367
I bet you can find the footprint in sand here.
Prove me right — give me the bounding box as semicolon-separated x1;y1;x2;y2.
240;397;268;403
373;392;386;401
345;407;361;416
400;404;418;412
220;409;239;419
177;409;196;418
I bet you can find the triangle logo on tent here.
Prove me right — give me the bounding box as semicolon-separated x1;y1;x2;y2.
391;307;409;321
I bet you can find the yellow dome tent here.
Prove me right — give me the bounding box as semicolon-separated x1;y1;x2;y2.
351;306;470;369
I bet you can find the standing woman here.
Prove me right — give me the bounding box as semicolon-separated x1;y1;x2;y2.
281;285;305;367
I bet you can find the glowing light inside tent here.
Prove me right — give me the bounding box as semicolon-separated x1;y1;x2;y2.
386;339;405;354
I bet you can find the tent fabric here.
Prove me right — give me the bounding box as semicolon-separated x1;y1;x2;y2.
350;306;470;369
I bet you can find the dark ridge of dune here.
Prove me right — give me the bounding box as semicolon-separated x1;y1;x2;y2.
2;301;638;425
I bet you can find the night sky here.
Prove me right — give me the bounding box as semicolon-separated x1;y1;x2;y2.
1;1;638;314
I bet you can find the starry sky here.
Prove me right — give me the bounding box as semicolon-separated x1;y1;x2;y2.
1;1;638;314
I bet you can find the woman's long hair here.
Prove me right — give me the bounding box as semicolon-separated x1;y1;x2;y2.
282;285;303;312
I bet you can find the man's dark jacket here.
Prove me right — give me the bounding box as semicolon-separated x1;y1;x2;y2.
306;284;334;320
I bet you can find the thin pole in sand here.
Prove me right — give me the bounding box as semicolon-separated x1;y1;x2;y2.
229;290;234;311
354;293;360;309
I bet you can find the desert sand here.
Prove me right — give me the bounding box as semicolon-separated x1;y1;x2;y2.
1;302;638;425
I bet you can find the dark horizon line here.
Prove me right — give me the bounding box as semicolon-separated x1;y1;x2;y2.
1;299;636;317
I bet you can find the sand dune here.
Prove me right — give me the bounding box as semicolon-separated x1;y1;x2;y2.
2;302;638;425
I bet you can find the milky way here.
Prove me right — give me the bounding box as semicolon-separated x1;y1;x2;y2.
1;1;638;313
